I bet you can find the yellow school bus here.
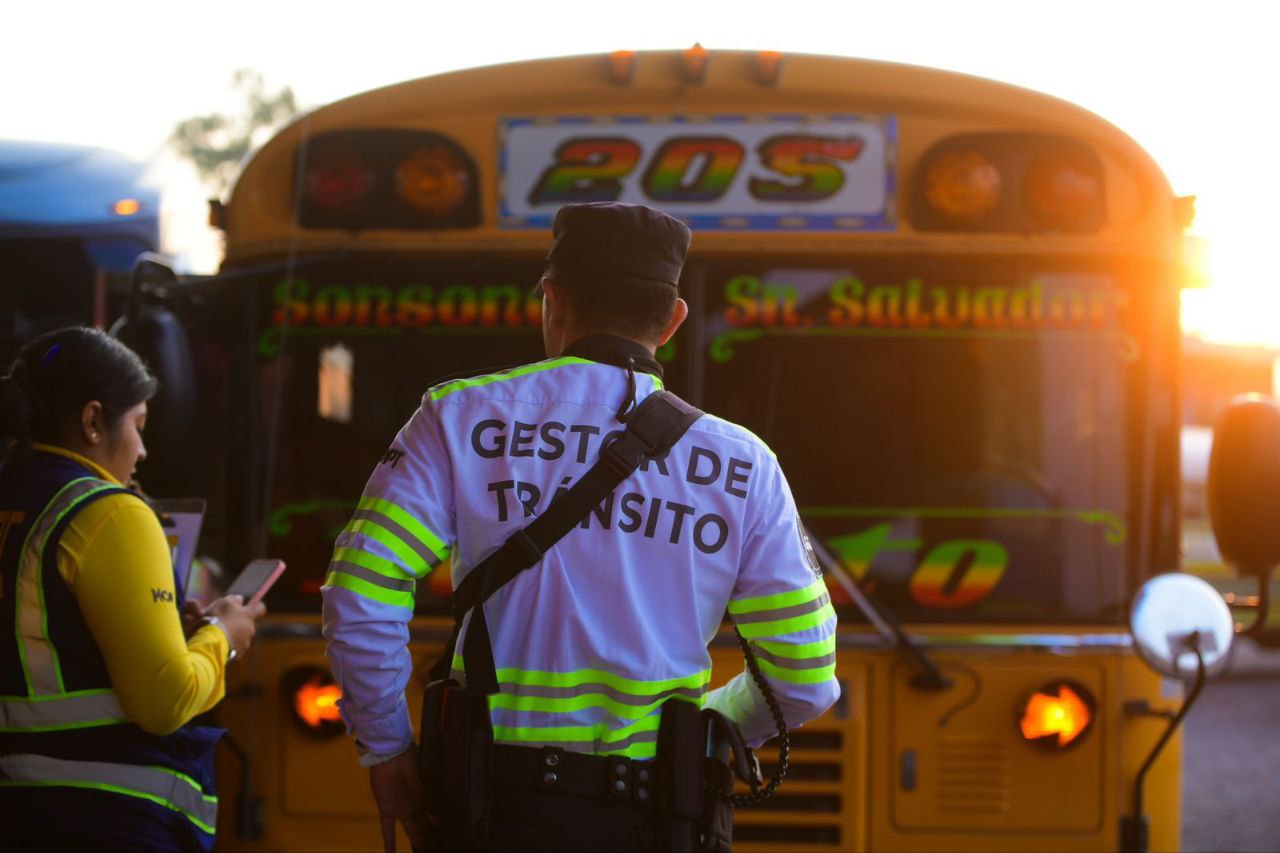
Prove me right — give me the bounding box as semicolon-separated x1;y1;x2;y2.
177;49;1192;851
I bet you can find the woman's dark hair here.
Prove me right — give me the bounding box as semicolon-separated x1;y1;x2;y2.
0;326;157;458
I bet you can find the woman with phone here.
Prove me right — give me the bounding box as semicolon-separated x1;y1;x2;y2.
0;326;265;851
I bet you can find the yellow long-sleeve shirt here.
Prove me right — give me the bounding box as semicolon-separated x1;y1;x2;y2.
34;444;229;735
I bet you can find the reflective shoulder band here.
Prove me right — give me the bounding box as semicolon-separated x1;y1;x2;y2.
0;753;218;834
0;690;127;731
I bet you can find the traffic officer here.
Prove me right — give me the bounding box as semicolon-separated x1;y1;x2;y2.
322;202;840;851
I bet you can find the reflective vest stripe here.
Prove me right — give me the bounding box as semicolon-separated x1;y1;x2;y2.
457;664;708;757
355;496;451;564
328;556;416;592
491;707;666;758
727;577;828;615
322;569;415;610
751;636;838;685
0;689;127;731
344;516;436;576
0;753;218;834
427;356;594;402
734;599;836;640
14;478;117;696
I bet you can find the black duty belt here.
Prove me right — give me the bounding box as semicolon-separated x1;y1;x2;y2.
493;744;655;805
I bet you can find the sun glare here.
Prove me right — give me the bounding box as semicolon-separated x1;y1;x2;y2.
1182;220;1280;350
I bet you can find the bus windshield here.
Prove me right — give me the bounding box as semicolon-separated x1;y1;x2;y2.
258;255;1137;624
700;259;1134;625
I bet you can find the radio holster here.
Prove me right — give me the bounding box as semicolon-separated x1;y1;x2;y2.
418;391;704;849
653;674;773;853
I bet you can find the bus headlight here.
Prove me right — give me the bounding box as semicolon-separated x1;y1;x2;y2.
284;667;346;737
296;130;480;230
1018;680;1095;749
923;150;1002;222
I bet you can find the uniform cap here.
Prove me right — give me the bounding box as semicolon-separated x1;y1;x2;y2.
545;202;691;286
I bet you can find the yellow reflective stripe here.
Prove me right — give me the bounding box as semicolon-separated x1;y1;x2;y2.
735;602;836;640
755;637;836;659
345;519;431;576
493;667;711;696
356;496;450;563
0;754;218;834
754;656;837;685
490;708;665;757
15;478;118;696
728;578;827;615
428;357;594;402
323;570;415;609
332;545;417;582
489;690;696;720
0;690;127;731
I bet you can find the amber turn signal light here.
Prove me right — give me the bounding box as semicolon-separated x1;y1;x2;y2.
285;667;345;737
923;150;1002;222
1019;681;1095;749
396;146;472;217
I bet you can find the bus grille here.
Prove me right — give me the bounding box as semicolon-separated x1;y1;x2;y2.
733;729;845;848
935;737;1011;814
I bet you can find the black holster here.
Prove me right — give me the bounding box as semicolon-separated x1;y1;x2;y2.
420;677;494;850
655;701;757;853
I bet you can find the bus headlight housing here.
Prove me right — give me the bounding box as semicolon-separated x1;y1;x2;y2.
1018;680;1095;749
296;130;480;230
911;133;1105;234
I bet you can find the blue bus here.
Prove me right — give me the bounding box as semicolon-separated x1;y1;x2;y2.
0;140;161;363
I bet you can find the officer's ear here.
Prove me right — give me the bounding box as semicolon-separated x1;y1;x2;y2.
657;298;688;346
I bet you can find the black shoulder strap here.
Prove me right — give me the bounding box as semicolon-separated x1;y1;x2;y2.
428;390;703;687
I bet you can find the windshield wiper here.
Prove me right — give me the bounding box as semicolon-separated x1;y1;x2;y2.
804;526;953;692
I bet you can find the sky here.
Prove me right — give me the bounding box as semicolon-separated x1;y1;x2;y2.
4;0;1274;345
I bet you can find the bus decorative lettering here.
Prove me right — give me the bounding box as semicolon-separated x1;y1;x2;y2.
908;539;1010;609
268;279;540;331
729;275;1118;332
641;137;744;202
723;275;807;327
749;135;865;201
824;524;1009;610
527;137;642;205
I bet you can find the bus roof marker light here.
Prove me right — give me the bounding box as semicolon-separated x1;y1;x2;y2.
924;149;1001;223
608;50;636;85
682;43;709;84
1019;681;1095;749
755;51;784;87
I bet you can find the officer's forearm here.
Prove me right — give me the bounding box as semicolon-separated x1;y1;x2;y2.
322;585;416;755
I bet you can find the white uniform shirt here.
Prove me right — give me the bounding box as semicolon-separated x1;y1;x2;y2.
322;347;839;758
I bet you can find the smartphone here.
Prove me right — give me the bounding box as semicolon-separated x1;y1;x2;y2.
225;558;286;605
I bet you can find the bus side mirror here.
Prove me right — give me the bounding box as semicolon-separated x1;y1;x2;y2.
1207;394;1280;636
1130;573;1234;681
109;255;198;498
